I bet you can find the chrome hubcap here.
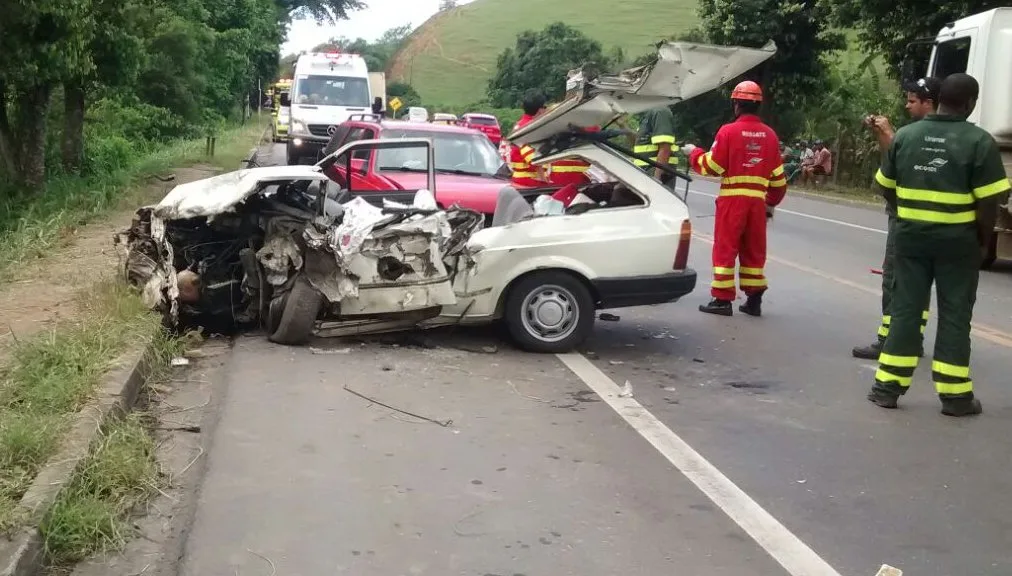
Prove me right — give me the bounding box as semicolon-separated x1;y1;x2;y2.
520;284;579;342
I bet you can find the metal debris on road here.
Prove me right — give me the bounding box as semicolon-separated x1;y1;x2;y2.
170;357;190;367
875;565;902;576
692;357;706;363
618;381;634;398
508;380;551;404
343;385;453;428
599;313;621;322
609;360;624;365
309;347;352;355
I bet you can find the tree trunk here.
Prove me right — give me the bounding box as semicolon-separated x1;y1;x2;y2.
62;82;86;174
0;80;17;178
13;85;53;191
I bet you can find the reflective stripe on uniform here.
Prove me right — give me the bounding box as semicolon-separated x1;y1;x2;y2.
932;360;973;396
713;266;736;275
511;171;539;179
520;145;536;162
723;175;770;187
702;151;724;175
897;206;976;224
898;187;974;205
739;266;763;276
711;279;736;289
974;178;1011;199
651;135;676;145
875;169;897;189
551;165;589;173
719;188;766;199
740;278;768;288
876;352;919;388
771;165;785;177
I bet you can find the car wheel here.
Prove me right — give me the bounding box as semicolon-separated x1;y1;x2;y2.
268;275;323;346
504;271;595;353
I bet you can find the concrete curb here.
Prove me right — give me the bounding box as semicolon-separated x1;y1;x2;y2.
0;338;160;576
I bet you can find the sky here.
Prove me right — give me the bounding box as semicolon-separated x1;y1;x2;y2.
281;0;473;55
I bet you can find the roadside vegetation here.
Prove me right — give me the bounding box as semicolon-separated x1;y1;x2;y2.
0;282;160;534
0;121;267;282
40;413;160;564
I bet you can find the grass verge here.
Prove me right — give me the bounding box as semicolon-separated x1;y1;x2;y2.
0;280;169;535
40;413;159;565
0;119;267;282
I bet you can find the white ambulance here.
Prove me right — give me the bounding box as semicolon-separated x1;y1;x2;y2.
287;51;372;165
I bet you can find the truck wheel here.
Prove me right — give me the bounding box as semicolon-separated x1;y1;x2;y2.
268;275;323;346
285;143;298;166
981;235;998;270
504;271;595;353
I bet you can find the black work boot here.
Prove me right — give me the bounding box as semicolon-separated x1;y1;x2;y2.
867;387;899;409
941;397;983;417
699;299;733;317
852;339;883;360
739;293;763;317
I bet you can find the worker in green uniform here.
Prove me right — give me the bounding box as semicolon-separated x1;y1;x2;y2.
634;107;678;184
868;73;1010;417
852;77;941;360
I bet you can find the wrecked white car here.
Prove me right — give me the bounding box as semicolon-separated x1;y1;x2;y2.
122;40;776;352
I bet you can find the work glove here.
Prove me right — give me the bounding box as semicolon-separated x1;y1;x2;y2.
680;144;697;156
766;205;775;220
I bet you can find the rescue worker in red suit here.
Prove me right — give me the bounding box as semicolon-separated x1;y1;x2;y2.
683;81;788;317
548;125;600;186
509;90;550;188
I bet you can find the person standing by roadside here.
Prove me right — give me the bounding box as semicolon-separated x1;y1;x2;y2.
867;73;1010;417
852;77;941;360
634;106;679;184
681;80;788;317
509;90;550;188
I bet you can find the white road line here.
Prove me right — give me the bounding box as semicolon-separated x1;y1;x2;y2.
556;352;843;576
689;189;887;235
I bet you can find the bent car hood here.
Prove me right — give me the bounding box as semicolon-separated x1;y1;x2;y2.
509;41;777;146
153;165;330;220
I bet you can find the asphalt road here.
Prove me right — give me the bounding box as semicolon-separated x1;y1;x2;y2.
178;145;1012;576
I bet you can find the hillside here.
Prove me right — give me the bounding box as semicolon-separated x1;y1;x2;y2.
388;0;700;106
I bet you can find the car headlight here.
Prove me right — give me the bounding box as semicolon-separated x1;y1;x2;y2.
291;120;306;133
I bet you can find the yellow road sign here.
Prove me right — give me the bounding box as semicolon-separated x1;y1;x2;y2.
389;97;403;112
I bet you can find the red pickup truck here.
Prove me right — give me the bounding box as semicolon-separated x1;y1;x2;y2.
459;113;502;146
320;117;551;215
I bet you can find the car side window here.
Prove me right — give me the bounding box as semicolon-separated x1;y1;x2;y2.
322;124;352;156
348;128;376;161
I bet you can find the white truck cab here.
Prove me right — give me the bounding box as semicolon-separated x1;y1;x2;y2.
927;8;1012;266
287;52;372;165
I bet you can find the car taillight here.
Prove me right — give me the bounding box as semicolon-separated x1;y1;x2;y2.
673;219;691;270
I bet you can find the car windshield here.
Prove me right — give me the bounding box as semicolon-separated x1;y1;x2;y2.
467;116;498;127
294;75;369;107
376;128;507;177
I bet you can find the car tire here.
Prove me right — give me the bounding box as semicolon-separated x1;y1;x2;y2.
268;275;323;346
504;271;595;353
285;143;299;166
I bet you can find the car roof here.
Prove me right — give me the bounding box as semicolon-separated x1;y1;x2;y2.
378;120;480;135
463;113;497;119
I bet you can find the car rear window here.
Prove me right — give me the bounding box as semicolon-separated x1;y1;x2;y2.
467;117;498;127
376;128;505;177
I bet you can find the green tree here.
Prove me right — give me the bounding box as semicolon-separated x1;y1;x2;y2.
0;0;94;188
697;0;844;138
487;22;610;108
61;0;146;173
387;81;422;113
277;0;363;22
832;0;1005;75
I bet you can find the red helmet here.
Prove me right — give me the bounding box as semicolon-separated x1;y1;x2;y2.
730;80;763;102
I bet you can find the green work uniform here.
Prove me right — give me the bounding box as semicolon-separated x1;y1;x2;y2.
634;107;678;181
873;114;1011;400
876;210;929;345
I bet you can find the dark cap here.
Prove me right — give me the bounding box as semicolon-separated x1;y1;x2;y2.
903;77;942;102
